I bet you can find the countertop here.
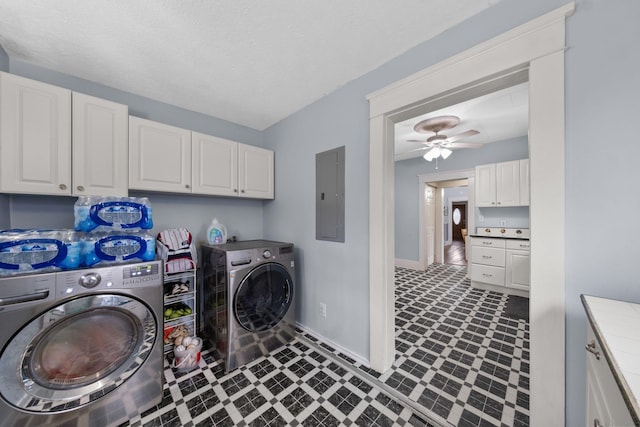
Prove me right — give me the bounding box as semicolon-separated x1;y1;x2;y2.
469;234;530;241
582;295;640;424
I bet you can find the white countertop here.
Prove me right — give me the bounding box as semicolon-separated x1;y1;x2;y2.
582;295;640;422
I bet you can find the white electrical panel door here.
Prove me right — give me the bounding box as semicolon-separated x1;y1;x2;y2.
129;117;192;193
192;132;238;196
72;92;128;197
0;72;71;195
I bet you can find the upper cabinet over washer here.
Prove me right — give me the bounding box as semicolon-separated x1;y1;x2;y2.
130;117;274;199
0;72;128;197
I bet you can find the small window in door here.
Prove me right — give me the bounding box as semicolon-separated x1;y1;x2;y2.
453;208;462;225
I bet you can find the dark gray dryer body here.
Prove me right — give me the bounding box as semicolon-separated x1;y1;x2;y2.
200;240;295;372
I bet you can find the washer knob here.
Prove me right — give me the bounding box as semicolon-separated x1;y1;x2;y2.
263;250;272;259
80;273;101;288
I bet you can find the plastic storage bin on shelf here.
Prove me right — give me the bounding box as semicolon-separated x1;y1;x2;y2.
82;232;156;267
0;229;81;276
74;196;153;232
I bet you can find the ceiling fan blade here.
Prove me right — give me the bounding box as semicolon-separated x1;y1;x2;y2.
406;139;428;143
446;129;479;143
447;142;483;149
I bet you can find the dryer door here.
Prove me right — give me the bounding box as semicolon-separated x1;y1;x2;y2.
234;262;293;332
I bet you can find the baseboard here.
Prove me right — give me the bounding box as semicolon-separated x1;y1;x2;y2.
394;258;422;270
295;322;370;368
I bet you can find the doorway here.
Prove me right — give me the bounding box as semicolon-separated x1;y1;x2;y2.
367;5;571;426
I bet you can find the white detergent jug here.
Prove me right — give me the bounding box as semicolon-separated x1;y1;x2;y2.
207;218;228;245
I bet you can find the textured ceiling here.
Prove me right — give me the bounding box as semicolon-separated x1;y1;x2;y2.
0;0;499;130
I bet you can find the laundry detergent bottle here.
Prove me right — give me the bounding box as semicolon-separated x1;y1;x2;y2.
207;218;228;245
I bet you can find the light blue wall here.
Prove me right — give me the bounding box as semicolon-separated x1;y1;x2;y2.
2;61;266;245
264;1;640;424
395;138;528;261
0;44;8;71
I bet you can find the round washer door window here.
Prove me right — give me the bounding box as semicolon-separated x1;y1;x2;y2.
234;263;293;332
0;294;157;413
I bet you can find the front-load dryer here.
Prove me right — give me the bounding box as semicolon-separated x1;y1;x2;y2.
200;240;295;372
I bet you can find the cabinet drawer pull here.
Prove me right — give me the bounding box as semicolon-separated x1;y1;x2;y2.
482;255;492;259
585;341;600;360
482;273;493;277
482;242;492;245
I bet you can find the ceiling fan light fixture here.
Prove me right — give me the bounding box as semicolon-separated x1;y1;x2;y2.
441;148;452;159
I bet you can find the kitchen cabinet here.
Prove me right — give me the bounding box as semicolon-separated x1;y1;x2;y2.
131;117;274;199
163;269;197;355
129;116;192;193
505;239;530;291
585;321;635;427
469;237;506;287
470;236;529;296
0;72;128;197
475;159;528;207
519;159;530;206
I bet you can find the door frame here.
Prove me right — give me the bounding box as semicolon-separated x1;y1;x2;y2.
367;4;572;426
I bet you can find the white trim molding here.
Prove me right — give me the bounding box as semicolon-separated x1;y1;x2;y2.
367;3;574;426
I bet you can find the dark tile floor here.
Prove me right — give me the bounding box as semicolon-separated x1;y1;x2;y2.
123;264;529;426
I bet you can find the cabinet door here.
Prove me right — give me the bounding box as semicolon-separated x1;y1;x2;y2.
475;164;496;207
72;92;128;197
191;132;238;196
496;160;520;206
505;249;530;290
519;159;530;206
0;72;71;195
129;117;192;193
238;143;274;199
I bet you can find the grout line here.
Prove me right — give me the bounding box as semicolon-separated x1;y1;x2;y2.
297;333;454;427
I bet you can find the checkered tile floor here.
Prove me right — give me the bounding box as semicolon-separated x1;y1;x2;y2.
120;339;434;427
312;265;530;427
121;264;528;427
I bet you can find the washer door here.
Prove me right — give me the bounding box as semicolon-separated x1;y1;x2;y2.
0;294;156;413
234;262;293;332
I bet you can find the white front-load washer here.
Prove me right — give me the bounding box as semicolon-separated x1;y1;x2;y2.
200;240;295;372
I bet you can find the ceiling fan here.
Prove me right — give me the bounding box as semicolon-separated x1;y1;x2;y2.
406;115;481;162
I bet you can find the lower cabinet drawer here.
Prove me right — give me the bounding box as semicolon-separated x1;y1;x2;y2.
470;264;505;286
471;246;505;267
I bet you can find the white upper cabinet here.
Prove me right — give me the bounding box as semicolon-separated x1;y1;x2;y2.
129;117;192;193
131;119;274;199
475;164;497;207
0;72;128;197
72;92;128;197
519;158;530;206
238;143;274;199
0;72;71;195
475;159;529;207
191;132;237;196
495;160;520;206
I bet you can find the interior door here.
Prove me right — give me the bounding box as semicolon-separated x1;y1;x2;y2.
451;202;467;241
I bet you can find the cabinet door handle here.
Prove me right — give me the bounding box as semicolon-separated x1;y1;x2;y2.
59;184;67;190
185;184;190;189
585;341;600;360
241;189;245;193
76;185;85;192
234;189;238;193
